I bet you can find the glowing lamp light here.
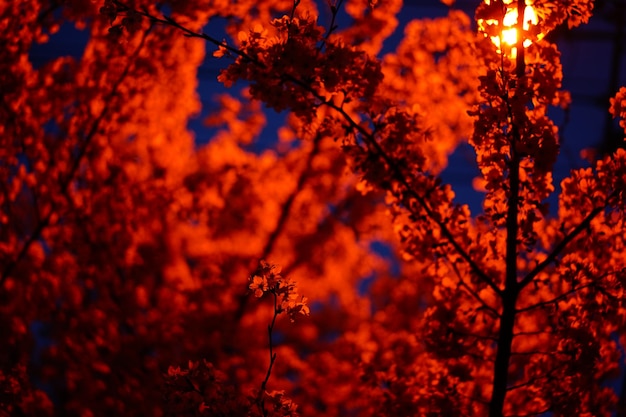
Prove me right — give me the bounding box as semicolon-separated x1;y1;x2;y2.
478;0;543;56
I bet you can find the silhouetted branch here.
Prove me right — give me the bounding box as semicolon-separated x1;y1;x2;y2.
234;134;322;321
510;350;560;357
508;408;553;417
320;0;344;49
113;1;263;66
515;283;593;314
518;204;608;290
513;329;554;337
255;292;280;417
449;258;500;317
0;27;152;285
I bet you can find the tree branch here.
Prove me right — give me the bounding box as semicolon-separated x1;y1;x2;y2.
0;27;152;285
515;283;593;314
518;203;608;289
449;258;500;317
116;0;501;298
255;291;280;417
113;1;263;66
234;134;323;321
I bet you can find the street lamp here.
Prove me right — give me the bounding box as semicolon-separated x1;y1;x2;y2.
477;0;544;57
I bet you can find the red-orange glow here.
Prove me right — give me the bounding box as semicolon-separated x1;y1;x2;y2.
478;0;543;56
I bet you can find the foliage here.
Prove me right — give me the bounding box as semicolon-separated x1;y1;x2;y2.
1;0;625;416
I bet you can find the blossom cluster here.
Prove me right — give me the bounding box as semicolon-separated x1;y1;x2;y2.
165;362;300;416
100;0;142;40
249;260;310;322
610;86;626;132
215;14;382;121
262;389;299;416
164;360;251;416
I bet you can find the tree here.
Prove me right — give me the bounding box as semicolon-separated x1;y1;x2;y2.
1;0;625;415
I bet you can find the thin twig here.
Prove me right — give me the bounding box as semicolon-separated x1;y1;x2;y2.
319;0;344;50
516;267;625;314
515;283;593;314
505;360;567;393
289;0;301;19
518;201;612;289
256;291;280;417
509;350;560;357
449;257;501;317
114;1;261;65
